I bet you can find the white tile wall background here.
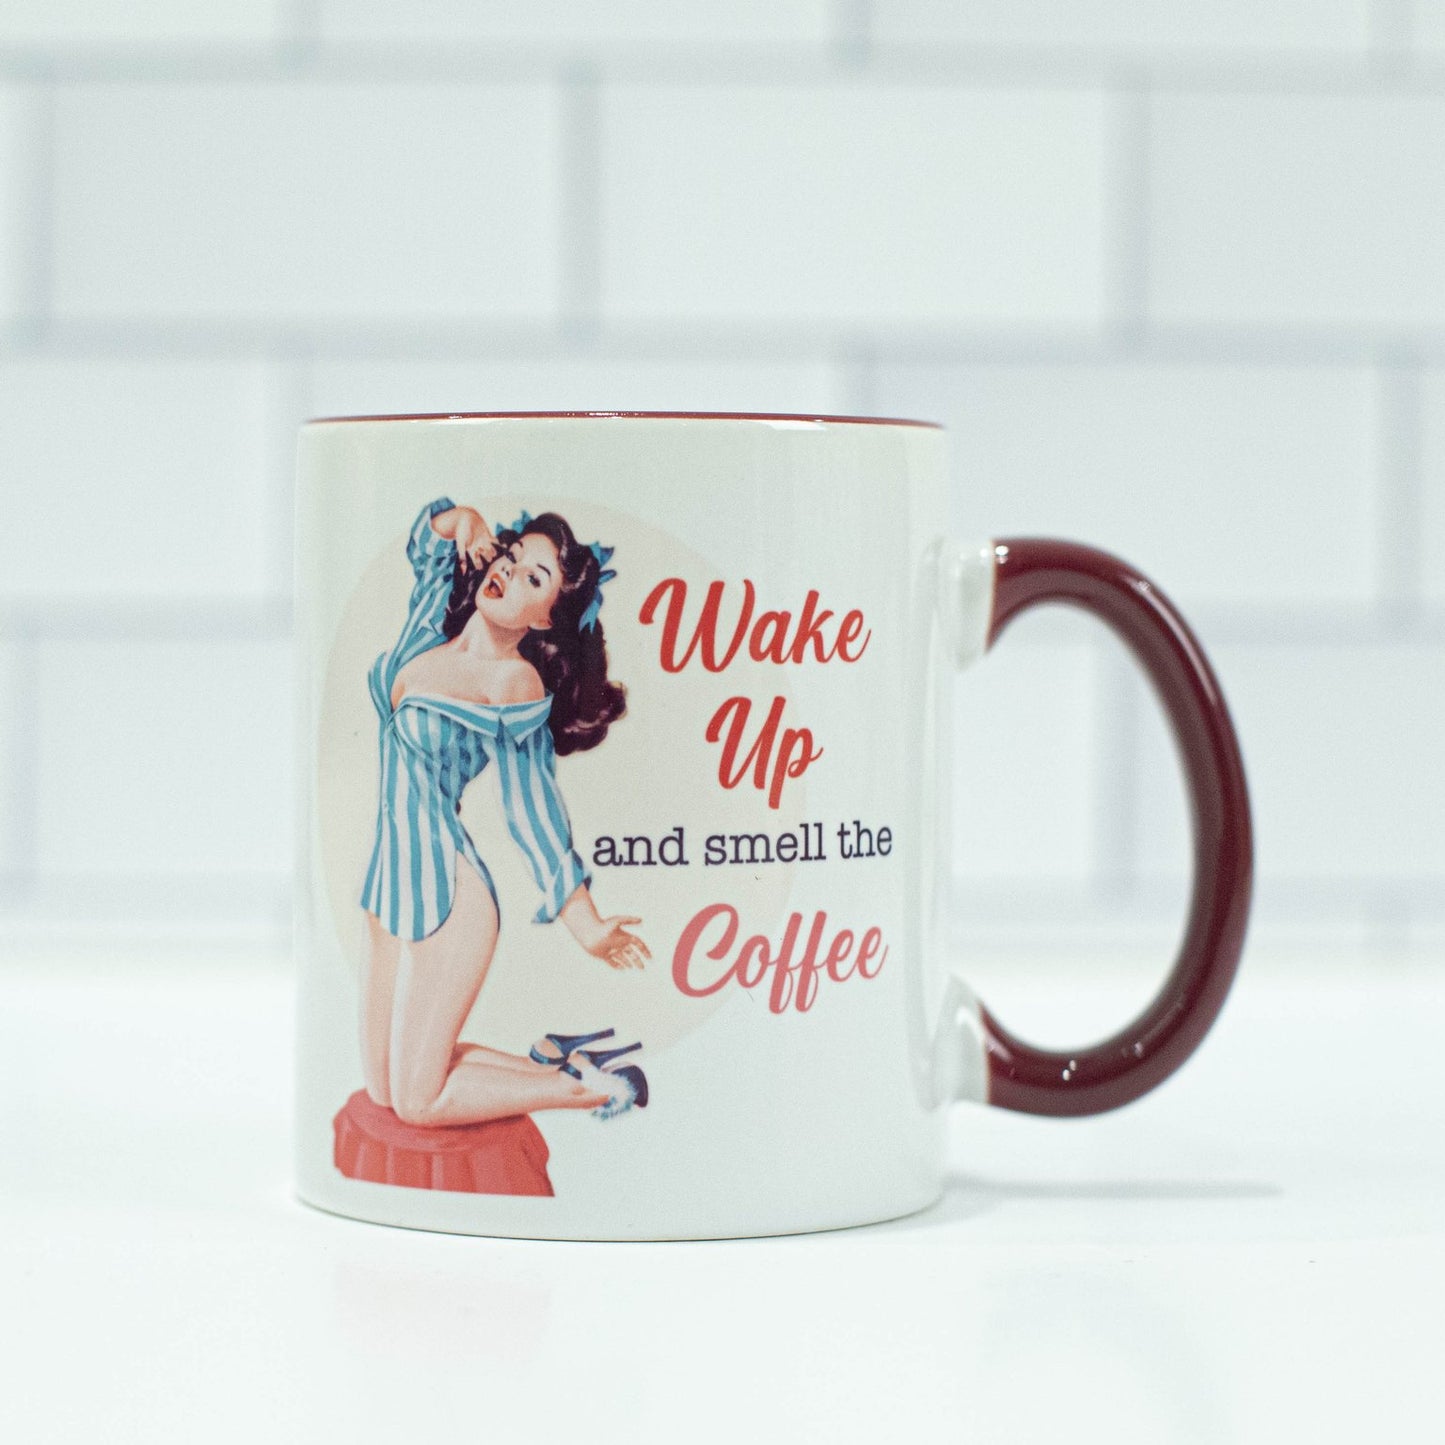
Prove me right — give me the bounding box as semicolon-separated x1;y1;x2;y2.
0;3;1441;971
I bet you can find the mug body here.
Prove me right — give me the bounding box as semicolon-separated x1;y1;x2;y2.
293;413;962;1239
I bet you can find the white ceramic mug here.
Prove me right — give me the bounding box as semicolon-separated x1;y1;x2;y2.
293;411;1252;1240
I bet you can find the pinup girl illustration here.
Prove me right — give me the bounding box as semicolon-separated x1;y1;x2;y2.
357;496;651;1137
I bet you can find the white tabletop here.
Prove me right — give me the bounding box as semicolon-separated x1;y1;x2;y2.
2;944;1441;1444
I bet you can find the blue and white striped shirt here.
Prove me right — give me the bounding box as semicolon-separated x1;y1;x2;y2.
360;497;591;942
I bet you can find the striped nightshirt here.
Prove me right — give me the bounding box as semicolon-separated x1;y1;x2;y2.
359;497;591;942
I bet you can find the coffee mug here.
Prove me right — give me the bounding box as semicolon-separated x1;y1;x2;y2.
293;410;1252;1240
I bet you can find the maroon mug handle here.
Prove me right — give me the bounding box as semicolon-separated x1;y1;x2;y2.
973;539;1253;1116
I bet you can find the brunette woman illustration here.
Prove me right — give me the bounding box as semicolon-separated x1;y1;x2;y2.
358;496;650;1128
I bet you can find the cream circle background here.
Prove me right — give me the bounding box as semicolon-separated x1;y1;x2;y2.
317;496;804;1056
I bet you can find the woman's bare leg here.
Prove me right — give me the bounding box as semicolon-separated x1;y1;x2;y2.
389;865;609;1126
361;911;401;1107
451;1041;551;1074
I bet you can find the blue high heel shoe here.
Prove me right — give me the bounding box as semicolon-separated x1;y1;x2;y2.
568;1040;641;1075
576;1058;649;1120
528;1028;615;1067
543;1038;643;1083
602;1063;648;1112
532;1032;650;1118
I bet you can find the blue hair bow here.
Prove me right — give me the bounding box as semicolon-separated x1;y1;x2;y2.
581;543;616;633
497;512;616;634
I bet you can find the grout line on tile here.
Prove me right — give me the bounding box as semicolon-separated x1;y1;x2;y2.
277;0;323;67
559;63;602;341
7;873;293;923
1369;0;1416;60
952;875;1445;918
1362;886;1417;956
1373;353;1424;629
3;596;1438;649
265;357;312;595
0;625;40;902
13;69;55;343
1105;77;1151;348
21;318;1445;369
0;44;1442;92
3;599;292;643
831;0;873;69
835;342;878;417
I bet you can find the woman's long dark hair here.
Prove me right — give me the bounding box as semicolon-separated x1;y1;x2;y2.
441;512;626;755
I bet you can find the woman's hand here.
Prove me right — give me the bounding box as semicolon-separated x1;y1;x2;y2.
452;508;498;574
588;915;650;971
559;887;650;969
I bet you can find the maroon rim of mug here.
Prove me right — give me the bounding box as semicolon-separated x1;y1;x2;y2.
303;409;942;429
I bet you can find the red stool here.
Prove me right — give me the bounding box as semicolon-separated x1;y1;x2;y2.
333;1090;554;1196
